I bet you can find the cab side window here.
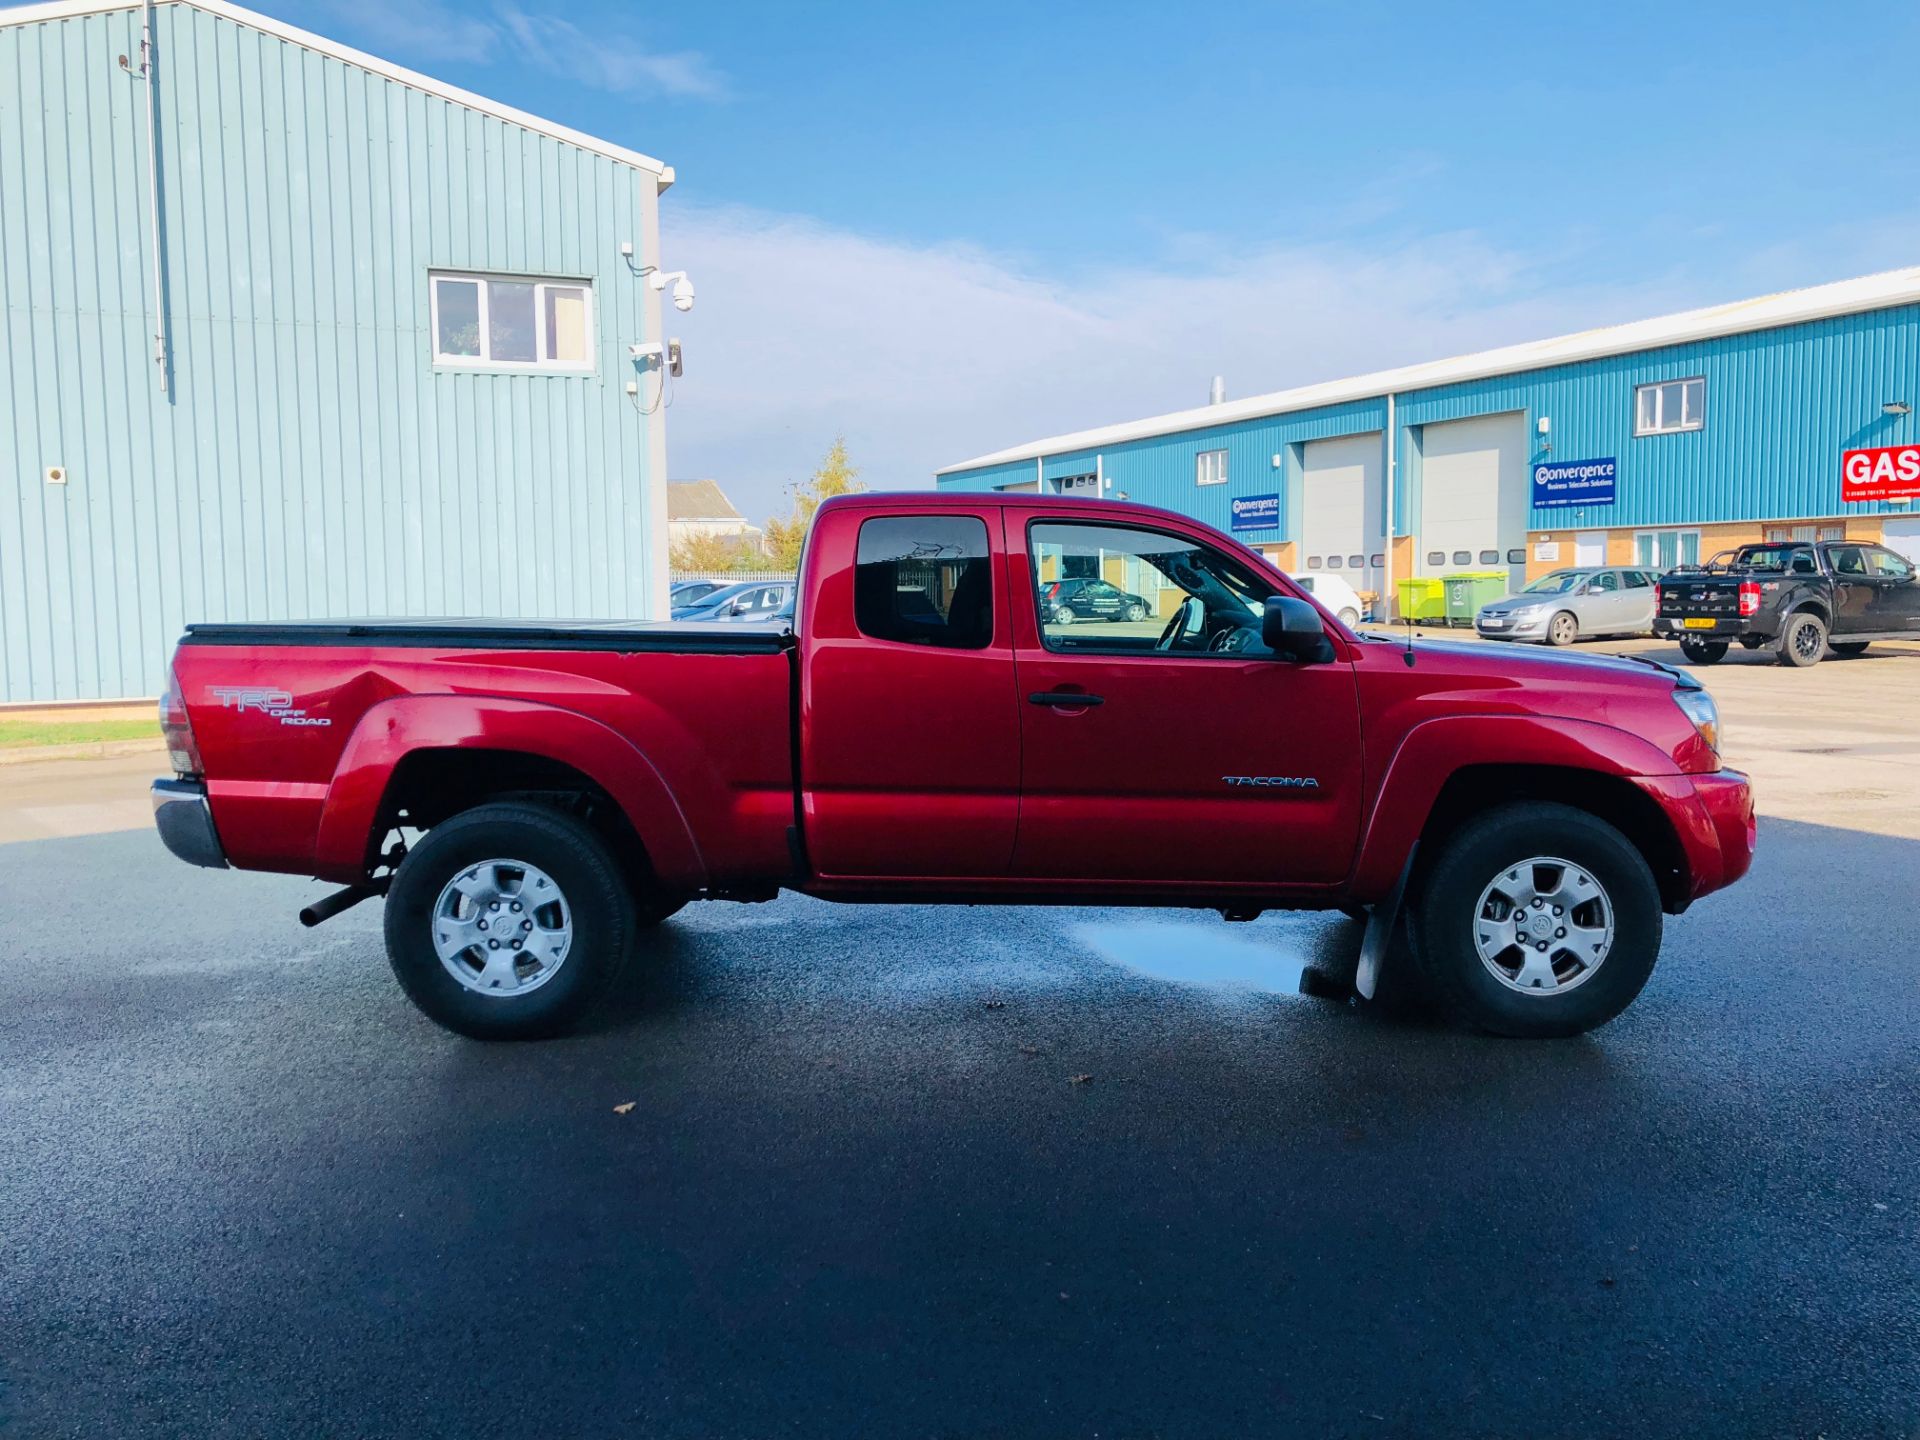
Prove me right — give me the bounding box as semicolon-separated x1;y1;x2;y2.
854;516;993;648
1030;521;1275;657
1831;546;1870;577
1866;546;1915;580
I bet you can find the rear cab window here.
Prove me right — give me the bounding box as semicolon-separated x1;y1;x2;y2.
853;516;993;648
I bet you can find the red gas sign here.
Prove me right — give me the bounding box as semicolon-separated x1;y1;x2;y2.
1842;444;1920;502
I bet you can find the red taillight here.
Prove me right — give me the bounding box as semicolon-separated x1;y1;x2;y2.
1654;583;1664;610
1045;583;1060;600
158;671;203;777
1738;581;1761;618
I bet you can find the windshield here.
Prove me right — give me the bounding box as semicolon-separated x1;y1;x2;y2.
1523;571;1583;594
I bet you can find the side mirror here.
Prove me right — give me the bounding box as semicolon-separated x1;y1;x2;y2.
1262;595;1333;663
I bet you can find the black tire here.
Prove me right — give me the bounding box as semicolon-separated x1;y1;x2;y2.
1679;638;1728;665
1408;802;1662;1038
636;892;687;928
1124;602;1148;622
383;802;634;1040
1051;606;1074;626
1546;611;1579;647
1831;641;1869;658
1337;607;1361;628
1777;610;1827;667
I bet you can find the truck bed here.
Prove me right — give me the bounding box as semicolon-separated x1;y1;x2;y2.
182;618;793;653
172;619;798;885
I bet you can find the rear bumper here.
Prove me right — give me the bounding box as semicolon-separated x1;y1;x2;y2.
1653;617;1764;641
152;778;229;869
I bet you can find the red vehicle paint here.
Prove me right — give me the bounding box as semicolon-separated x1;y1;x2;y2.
153;493;1754;1041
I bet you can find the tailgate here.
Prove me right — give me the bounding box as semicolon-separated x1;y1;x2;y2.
1658;577;1744;624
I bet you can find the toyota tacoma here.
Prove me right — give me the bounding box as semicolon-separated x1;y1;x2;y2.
153;493;1755;1040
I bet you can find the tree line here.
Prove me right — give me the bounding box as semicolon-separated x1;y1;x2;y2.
669;437;864;574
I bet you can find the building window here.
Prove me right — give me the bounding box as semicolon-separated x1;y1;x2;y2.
431;272;594;372
1634;377;1705;435
1195;449;1228;486
1766;524;1847;543
1056;473;1099;495
1634;529;1701;570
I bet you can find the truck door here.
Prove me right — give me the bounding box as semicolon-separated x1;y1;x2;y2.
1826;544;1877;633
1008;513;1363;886
798;510;1020;878
1863;545;1920;632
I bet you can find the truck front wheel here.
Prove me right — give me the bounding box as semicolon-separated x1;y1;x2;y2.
1408;802;1661;1038
383;802;633;1040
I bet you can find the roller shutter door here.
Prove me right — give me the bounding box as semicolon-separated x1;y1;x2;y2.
1419;412;1530;586
1300;432;1382;595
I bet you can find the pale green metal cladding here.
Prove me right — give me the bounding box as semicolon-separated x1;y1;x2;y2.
1;2;670;701
937;303;1920;544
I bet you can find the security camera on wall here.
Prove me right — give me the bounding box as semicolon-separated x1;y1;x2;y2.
649;269;696;313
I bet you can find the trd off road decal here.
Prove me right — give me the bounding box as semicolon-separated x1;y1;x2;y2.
209;686;332;727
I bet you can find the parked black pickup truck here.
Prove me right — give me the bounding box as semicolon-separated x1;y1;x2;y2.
1655;539;1920;666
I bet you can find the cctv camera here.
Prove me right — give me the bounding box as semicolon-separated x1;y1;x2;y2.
670;276;695;313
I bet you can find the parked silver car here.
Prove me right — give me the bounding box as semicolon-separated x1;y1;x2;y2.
1475;566;1659;645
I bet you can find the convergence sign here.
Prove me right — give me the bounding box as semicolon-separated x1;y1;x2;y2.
1842;444;1920;502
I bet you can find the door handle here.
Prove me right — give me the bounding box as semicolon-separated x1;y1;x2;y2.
1029;690;1104;707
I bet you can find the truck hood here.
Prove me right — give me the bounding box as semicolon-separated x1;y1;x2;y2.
1348;630;1712;772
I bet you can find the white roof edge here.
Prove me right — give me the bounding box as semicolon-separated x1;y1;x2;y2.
936;265;1920;475
0;0;672;180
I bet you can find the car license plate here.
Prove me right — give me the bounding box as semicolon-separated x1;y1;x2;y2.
1682;618;1718;630
1480;617;1504;629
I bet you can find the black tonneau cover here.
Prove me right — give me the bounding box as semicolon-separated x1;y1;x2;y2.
181;618;794;654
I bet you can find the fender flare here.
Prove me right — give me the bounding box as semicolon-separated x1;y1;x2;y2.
1350;714;1681;900
311;695;704;886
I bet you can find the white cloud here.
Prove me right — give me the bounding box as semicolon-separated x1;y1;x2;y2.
299;0;727;99
304;0;500;64
493;5;728;100
661;206;1711;523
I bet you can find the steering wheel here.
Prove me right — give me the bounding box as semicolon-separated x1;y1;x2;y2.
1210;624;1258;654
1155;599;1195;651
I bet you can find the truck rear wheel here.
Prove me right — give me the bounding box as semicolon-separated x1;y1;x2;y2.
1408;802;1661;1038
383;802;633;1040
1831;641;1869;658
1777;611;1827;667
1679;638;1728;665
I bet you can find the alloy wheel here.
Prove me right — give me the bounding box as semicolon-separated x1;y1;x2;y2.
431;858;574;997
1471;856;1615;995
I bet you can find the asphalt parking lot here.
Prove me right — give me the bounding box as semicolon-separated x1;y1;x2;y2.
3;641;1917;1438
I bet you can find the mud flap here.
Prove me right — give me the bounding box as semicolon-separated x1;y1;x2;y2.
1355;842;1418;1001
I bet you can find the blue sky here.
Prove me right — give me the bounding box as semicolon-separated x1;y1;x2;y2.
281;0;1916;521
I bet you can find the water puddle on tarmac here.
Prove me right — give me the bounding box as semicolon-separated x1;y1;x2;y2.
1073;919;1314;997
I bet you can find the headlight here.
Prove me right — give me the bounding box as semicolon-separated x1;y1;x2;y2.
1671;686;1720;755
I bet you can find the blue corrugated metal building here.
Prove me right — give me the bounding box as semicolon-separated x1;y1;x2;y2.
937;270;1920;613
1;0;681;702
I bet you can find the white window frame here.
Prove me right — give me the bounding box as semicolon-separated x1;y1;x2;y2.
1195;449;1229;486
1634;377;1706;436
430;270;596;374
1633;528;1702;569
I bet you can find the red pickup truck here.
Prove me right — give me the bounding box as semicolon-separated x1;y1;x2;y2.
153;493;1754;1041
